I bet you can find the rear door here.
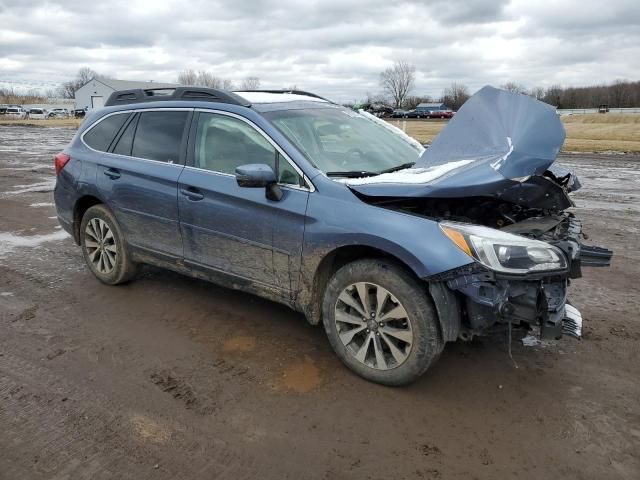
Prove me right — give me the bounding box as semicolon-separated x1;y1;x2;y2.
93;108;192;259
178;110;309;293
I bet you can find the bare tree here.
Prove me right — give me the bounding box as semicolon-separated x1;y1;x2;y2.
609;79;631;107
240;77;261;90
57;67;100;99
530;86;545;100
441;82;470;111
501;81;527;94
543;84;564;108
380;60;415;108
177;69;198;85
177;70;235;90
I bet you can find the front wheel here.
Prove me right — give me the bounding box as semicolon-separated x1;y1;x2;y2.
80;205;138;285
322;259;443;386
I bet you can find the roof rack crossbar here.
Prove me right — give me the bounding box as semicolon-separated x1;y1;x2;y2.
236;89;334;103
104;86;251;107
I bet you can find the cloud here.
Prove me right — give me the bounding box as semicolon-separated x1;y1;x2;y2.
0;0;639;101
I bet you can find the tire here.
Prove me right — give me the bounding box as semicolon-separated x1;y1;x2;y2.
322;259;443;386
80;204;138;285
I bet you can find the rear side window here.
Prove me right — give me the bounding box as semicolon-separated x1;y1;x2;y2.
83;113;129;152
132;111;188;163
112;115;138;156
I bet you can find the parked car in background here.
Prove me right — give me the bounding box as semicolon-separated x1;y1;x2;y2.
426;110;454;119
5;106;27;119
392;109;409;118
53;86;611;386
73;107;88;119
48;108;70;118
28;108;47;120
405;109;421;118
367;105;393;118
0;105;9;115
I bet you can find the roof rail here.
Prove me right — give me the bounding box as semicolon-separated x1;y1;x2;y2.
104;86;251;107
235;89;334;103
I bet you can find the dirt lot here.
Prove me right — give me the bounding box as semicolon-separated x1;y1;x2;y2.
1;126;639;479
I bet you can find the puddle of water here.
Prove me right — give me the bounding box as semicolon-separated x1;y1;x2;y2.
7;179;56;195
223;335;257;353
281;357;321;393
0;230;70;258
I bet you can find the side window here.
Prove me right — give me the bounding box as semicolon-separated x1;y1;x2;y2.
277;153;302;186
111;114;138;156
132;111;189;163
195;112;275;175
195;112;302;185
83;113;129;152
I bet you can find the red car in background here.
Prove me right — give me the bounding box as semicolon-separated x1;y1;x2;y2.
426;110;454;119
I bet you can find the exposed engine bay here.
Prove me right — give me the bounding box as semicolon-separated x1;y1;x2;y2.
357;173;612;341
347;87;613;342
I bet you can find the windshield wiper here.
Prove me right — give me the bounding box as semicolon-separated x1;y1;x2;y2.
377;162;415;174
326;170;378;178
326;162;416;178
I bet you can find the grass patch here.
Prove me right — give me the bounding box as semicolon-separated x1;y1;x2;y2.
388;114;640;153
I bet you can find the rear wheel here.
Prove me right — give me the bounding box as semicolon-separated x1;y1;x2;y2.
322;259;443;386
80;205;138;285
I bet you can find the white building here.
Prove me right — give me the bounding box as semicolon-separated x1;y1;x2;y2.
74;78;180;110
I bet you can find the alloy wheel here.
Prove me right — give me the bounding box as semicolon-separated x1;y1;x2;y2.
334;282;413;370
84;218;117;274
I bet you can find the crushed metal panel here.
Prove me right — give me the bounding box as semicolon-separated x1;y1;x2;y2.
345;86;568;201
417;86;566;181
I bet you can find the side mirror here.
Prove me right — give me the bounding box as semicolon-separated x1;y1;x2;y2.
235;163;283;201
235;163;277;187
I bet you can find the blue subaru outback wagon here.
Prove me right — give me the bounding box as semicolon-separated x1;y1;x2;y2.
54;86;611;385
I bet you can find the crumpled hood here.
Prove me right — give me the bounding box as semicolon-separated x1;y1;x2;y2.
346;86;569;206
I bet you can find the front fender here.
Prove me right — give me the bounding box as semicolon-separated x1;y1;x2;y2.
303;186;475;278
297;187;475;322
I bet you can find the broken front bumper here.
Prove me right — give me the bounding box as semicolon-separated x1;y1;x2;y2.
429;258;592;342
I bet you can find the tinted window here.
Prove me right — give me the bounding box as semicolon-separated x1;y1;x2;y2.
132;111;188;163
195;112;301;185
84;113;129;152
112;115;138;156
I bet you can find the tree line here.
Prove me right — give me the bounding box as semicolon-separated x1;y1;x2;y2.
378;61;640;110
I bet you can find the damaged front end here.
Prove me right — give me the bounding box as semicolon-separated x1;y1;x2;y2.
348;86;613;342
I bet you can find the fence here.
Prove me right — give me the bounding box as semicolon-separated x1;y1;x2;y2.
557;107;640;115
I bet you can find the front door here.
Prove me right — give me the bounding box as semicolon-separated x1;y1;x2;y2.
178;111;309;292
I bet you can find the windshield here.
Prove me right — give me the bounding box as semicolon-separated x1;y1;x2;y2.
264;107;421;176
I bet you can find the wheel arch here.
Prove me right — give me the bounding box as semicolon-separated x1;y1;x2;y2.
302;244;424;326
72;194;105;244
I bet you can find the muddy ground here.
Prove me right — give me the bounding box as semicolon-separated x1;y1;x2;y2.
1;125;639;479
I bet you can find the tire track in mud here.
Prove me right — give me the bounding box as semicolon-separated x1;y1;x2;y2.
0;350;317;479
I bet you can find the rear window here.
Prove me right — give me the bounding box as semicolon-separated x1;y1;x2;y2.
131;111;188;163
84;113;129;152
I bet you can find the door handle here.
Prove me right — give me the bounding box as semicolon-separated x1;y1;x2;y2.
103;168;121;180
180;188;204;201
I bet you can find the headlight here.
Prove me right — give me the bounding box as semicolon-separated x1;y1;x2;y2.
440;221;567;274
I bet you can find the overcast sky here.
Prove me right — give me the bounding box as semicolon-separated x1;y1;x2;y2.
1;0;639;102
